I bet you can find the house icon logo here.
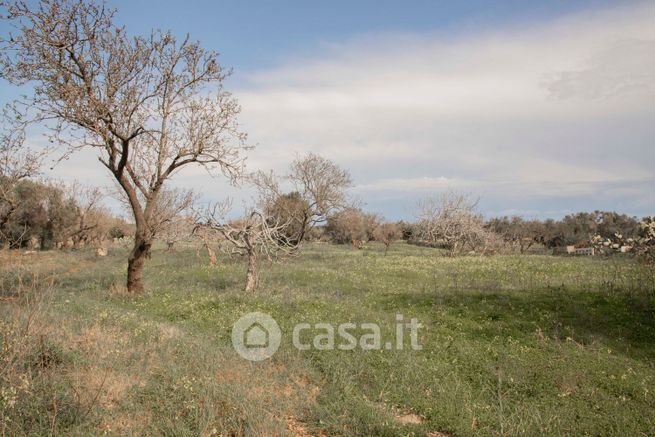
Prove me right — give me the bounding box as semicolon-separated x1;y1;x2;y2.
231;312;281;361
245;322;268;348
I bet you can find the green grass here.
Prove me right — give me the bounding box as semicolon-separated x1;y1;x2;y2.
1;242;654;436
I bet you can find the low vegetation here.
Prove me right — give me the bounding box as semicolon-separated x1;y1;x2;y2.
2;243;653;436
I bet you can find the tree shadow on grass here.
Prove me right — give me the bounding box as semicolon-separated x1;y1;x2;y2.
382;284;655;361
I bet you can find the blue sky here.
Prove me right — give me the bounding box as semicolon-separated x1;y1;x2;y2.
110;0;638;80
2;1;654;220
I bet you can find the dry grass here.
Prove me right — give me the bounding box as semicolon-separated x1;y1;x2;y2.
108;283;130;297
157;322;183;340
1;252;157;435
69;366;131;410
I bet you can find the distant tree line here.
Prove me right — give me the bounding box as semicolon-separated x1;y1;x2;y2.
317;192;648;258
485;211;642;250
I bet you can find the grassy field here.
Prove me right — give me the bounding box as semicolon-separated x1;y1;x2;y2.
1;242;654;436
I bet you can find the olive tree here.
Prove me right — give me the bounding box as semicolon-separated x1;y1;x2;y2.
263;191;310;246
0;125;45;247
1;0;248;292
485;216;544;254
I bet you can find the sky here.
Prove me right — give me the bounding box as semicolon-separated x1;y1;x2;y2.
2;0;654;220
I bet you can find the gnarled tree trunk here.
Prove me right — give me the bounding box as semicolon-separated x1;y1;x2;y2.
245;251;258;292
127;232;151;293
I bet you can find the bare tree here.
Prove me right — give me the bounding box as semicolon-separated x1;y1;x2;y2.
159;215;194;251
202;200;296;292
111;182;197;249
191;223;219;266
253;153;352;245
63;181;104;248
415;191;497;255
1;0;249;292
288;153;352;223
147;188;196;243
372;222;401;256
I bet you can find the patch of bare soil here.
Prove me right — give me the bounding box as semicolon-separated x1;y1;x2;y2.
395;413;424;424
393;410;454;436
285;416;328;437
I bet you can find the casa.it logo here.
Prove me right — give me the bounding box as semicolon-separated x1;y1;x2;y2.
231;312;282;361
231;312;423;361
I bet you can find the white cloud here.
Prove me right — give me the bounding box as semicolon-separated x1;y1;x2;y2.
233;2;655;218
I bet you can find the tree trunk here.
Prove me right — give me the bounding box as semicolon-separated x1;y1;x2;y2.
294;213;309;245
450;241;458;257
244;251;258;292
127;232;151;293
206;243;217;267
200;234;217;266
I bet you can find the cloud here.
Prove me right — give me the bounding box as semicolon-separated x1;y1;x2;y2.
40;2;655;219
231;2;655;218
355;176;452;194
543;39;655;100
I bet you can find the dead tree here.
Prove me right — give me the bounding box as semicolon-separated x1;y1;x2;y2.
191;224;219;266
415;191;495;255
146;188;196;249
1;0;249;291
203;201;296;292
